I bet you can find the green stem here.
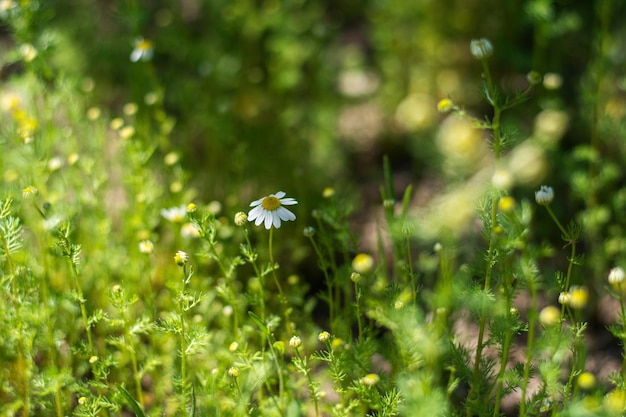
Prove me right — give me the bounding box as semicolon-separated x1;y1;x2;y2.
269;227;293;335
354;280;363;340
519;278;538;417
179;265;189;408
618;293;626;377
295;347;319;417
308;236;334;328
467;56;501;417
2;235;31;416
70;262;95;355
545;206;568;239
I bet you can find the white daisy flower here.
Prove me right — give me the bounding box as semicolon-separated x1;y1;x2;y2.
248;191;298;229
161;205;187;222
130;37;154;63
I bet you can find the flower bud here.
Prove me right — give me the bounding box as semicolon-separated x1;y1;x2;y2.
535;185;554;205
470;38;493;59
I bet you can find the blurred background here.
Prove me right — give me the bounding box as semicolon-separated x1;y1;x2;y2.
3;0;626;293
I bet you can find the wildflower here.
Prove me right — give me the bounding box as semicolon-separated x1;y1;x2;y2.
248;191;298;229
223;305;234;316
303;226;315;237
110;117;124;130
0;0;16;16
543;73;563;90
170;181;183;193
318;331;330;343
48;157;63;172
186;203;197;213
123;102;138;116
322;187;335;198
86;107;101;120
234;211;248;226
535;185;554;205
78;396;88;405
558;292;571;305
181;223;200;238
539;306;561;326
437;98;454;113
359;373;380;386
89;356;99;364
119;125;135;139
526;71;542;86
331;338;344;350
207;200;222;215
68;153;80;165
228;367;240;378
138;240;154;254
609;267;626;285
350;272;361;283
20;43;38;62
491;169;513;190
289;336;302;349
394;300;405;309
174;250;189;266
130;37;154;62
352;253;374;274
229;342;239;352
470;38;493;59
568;286;589;309
433;242;443;253
604;389;626;414
577;372;596;390
22;185;39;199
164;152;179;166
498;196;515;213
161;205;187;223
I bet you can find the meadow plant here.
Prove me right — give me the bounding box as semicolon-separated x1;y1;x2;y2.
3;2;626;417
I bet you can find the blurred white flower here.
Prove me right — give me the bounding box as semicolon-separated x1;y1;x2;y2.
161;205;187;223
130;37;154;62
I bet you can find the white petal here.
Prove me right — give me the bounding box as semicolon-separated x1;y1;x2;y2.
276;207;296;221
130;50;141;62
248;205;264;221
264;213;274;229
249;197;263;207
272;212;282;228
274;191;286;199
279;198;297;205
255;212;266;226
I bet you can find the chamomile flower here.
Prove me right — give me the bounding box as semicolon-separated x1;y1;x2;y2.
161;205;187;223
248;191;298;229
130;37;154;62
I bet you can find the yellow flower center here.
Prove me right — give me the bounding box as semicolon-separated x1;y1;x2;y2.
138;39;153;51
261;196;281;211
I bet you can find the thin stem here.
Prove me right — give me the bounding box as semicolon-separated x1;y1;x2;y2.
545;206;568;238
467;55;501;417
619;288;626;379
405;235;416;302
70;262;95;355
353;280;363;340
295;347;319;417
308;236;334;327
269;227;293;335
519;277;538;417
179;264;190;408
2;233;31;416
